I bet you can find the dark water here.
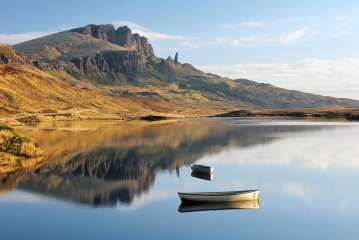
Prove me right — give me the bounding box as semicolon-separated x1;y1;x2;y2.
1;118;359;240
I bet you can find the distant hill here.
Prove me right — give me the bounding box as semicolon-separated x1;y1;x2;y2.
0;23;358;119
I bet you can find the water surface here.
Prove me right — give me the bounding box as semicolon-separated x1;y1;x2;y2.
1;118;359;239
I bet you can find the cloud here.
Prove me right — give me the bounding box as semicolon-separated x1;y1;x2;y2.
336;15;349;21
0;190;51;204
214;26;313;47
231;35;274;47
199;58;359;99
273;17;301;24
332;15;353;38
222;21;266;30
232;35;274;46
221;24;239;30
0;26;73;45
241;21;266;28
279;26;310;44
181;40;200;49
116;190;171;211
200;125;359;170
113;20;188;41
282;182;312;203
213;35;274;47
0;31;53;45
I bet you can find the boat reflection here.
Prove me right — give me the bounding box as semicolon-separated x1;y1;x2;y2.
191;172;213;181
178;199;260;213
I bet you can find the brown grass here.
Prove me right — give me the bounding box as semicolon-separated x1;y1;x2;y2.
0;64;238;123
0;125;43;173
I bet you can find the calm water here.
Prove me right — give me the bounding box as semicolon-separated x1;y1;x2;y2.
1;118;359;239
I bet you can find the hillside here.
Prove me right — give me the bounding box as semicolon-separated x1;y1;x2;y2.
0;44;25;64
0;44;234;121
0;63;154;119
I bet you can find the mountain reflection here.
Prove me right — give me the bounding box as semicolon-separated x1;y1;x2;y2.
0;119;332;207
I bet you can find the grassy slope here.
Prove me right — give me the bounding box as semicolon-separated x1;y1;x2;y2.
0;63;235;121
0;64;154;118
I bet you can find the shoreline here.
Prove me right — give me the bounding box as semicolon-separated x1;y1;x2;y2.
1;109;358;174
1;107;359;126
0;108;359;127
211;108;359;121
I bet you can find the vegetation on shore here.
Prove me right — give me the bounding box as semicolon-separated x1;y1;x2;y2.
0;124;42;174
213;107;359;121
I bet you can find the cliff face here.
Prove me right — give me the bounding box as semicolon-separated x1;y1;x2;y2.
14;24;154;84
70;24;154;57
69;50;147;75
27;49;146;78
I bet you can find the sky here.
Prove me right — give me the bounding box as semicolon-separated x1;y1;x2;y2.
1;0;359;99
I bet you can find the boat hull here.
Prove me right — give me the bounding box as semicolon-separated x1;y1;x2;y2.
178;190;259;203
191;165;213;174
191;172;213;181
178;199;260;213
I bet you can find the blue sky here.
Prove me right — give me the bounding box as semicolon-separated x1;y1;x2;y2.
1;0;359;99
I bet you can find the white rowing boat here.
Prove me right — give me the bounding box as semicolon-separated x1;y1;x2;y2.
178;199;259;213
178;190;259;203
191;164;213;174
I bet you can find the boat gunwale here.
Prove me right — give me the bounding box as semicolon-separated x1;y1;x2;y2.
178;190;259;196
191;165;212;168
191;165;213;171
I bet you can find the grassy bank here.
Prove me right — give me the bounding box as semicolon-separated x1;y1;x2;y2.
0;124;42;173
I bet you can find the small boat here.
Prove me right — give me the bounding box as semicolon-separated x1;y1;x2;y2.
191;164;213;174
178;190;259;203
178;199;259;213
191;172;213;181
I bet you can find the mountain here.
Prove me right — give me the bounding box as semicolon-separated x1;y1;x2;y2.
0;44;200;120
0;23;358;120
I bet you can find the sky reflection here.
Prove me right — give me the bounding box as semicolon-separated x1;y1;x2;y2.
1;119;359;240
